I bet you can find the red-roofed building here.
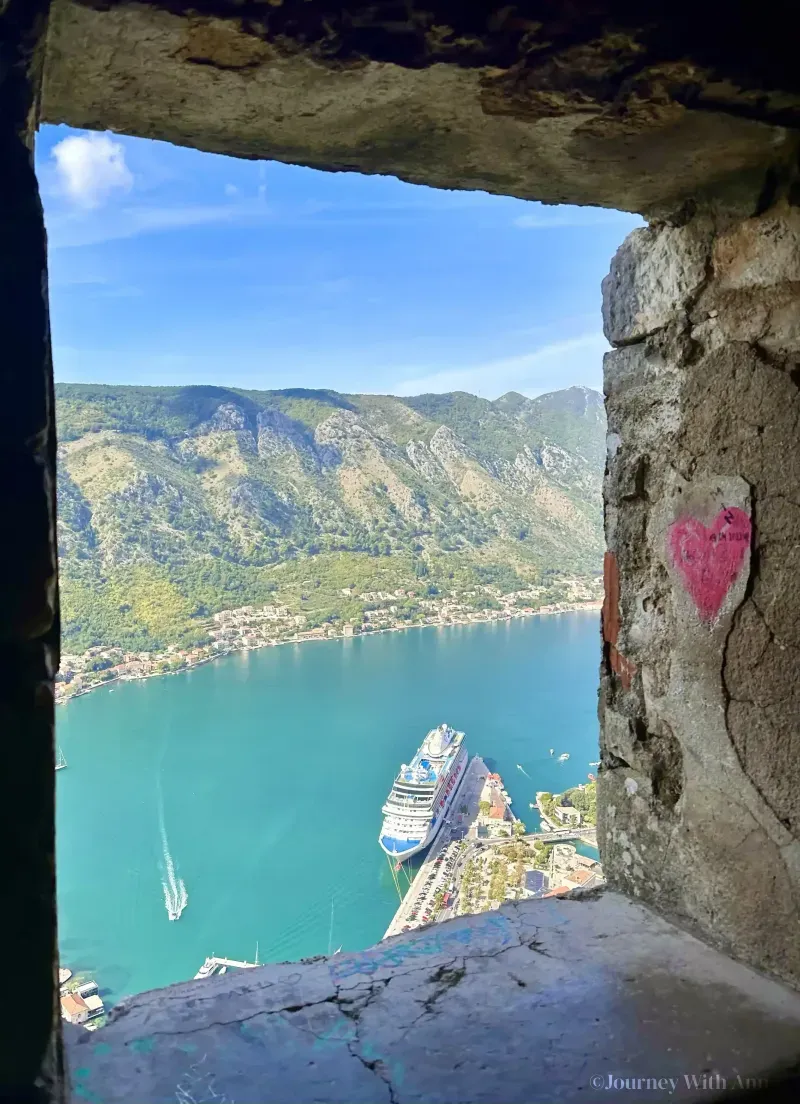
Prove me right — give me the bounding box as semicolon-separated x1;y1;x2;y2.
542;885;570;898
564;869;593;888
489;788;508;820
60;992;89;1024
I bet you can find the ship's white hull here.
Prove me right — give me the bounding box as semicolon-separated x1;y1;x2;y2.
378;821;438;862
379;746;468;862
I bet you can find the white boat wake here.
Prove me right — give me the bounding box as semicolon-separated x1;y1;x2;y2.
515;764;530;778
157;781;188;922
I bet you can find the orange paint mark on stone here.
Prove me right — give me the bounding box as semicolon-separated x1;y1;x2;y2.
602;550;636;689
602;550;620;645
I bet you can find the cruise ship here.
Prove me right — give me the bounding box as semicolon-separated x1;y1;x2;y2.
379;724;468;861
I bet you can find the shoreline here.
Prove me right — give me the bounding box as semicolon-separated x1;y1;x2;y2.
56;599;602;708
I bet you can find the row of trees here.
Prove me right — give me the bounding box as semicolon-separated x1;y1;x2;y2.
538;792;557;822
531;841;554;870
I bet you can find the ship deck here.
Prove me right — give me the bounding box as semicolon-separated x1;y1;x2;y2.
396;733;465;786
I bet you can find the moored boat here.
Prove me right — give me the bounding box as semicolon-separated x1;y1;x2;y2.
378;724;468;862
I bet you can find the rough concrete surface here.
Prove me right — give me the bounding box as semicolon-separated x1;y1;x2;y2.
600;198;800;987
66;891;800;1103
41;1;800;215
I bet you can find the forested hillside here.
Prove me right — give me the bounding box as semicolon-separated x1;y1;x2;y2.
55;383;606;652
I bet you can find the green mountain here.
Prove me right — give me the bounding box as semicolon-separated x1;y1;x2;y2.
55;383;606;653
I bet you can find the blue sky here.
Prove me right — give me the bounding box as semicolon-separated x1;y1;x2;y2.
37;125;641;399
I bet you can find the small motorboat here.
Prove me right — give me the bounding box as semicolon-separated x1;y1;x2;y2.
558;753;570;762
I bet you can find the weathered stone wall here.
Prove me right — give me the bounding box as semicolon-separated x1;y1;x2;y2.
0;1;62;1098
599;196;800;986
41;0;800;216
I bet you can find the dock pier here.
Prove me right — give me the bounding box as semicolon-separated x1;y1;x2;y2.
383;755;488;940
194;956;258;980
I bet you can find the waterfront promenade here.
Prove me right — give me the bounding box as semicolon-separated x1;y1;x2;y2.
383;764;599;939
383;755;488;939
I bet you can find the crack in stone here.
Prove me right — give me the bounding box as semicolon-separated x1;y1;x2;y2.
751;588;800;658
108;977;281;1024
394;938;543;1041
720;501;800;841
341;986;399;1104
335;925;529;992
134;993;343;1040
334;978;389;1022
421;962;466;1014
345;1041;398;1104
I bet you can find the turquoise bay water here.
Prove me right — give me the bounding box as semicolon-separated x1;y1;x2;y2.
56;612;600;1002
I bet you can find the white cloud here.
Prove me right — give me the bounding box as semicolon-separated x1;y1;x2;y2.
225;183;239;197
52;132;134;208
46;198;274;249
125;204;245;233
392;333;609;398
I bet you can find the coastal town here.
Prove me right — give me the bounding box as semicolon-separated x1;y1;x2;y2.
383;758;602;938
55;577;602;704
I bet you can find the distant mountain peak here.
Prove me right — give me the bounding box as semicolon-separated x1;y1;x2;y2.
532;385;604;418
493;391;528;412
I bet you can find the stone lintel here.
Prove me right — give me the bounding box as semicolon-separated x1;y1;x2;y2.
42;0;800;216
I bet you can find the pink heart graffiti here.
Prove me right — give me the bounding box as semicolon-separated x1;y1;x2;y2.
667;507;751;623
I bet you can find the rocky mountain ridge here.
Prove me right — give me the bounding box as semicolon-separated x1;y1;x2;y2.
55;383;606;652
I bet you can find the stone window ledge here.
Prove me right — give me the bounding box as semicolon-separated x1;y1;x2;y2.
67;890;800;1102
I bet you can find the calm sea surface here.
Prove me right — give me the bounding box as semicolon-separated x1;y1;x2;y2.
56;611;600;1002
